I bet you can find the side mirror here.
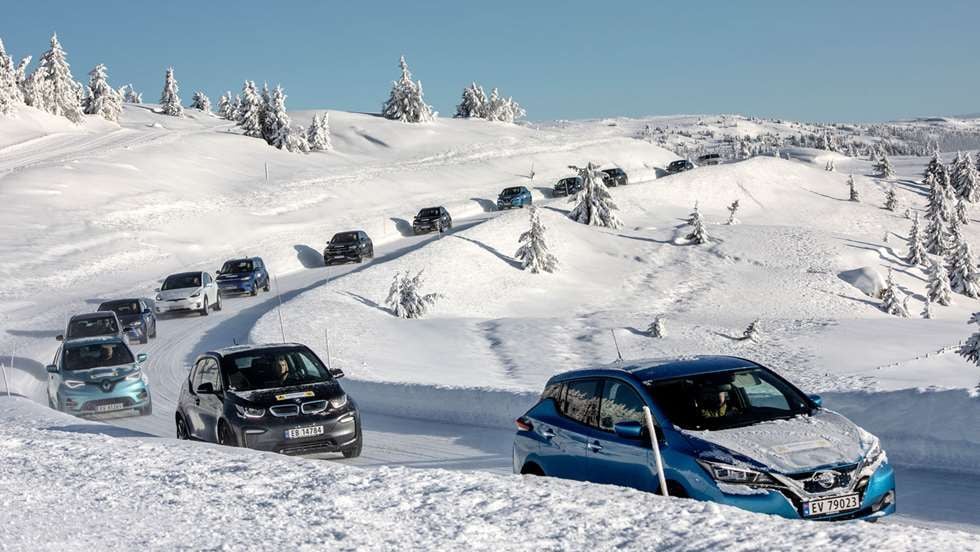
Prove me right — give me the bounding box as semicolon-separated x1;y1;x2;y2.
329;368;345;379
809;394;823;408
196;382;215;394
154;287;161;292
46;364;59;373
56;334;64;341
137;353;148;363
613;420;644;439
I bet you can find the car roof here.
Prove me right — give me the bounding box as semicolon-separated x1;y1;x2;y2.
70;311;118;321
63;335;127;347
205;342;311;358
547;355;761;385
166;271;203;278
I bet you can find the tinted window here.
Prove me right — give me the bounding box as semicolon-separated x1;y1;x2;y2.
254;258;264;269
331;232;359;243
63;342;134;371
561;379;602;426
541;382;564;404
222;348;332;391
599;380;646;431
221;259;254;274
99;300;140;316
502;187;522;195
66;316;118;339
162;273;202;290
196;358;220;390
419;208;441;217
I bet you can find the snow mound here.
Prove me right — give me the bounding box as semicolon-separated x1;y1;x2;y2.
839;266;886;297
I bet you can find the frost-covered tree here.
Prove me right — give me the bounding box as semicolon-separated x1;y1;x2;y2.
955;152;979;202
726;199;740;225
905;212;928;266
955;198;969;225
454;82;487;119
381;55;435;123
927;258;953;306
26;34;83;122
158;67;183;117
190;91;211;113
923;174;951;255
648;316;666;338
568;162;622;228
947;229;980;298
81;64;122;122
236;81;262;137
686;203;710;245
118;84;142;104
743;319;763;341
515;206;558;274
285;125;310;153
880;269;910;317
958;313;980;366
483;87;525;123
259;83;272;139
883;186;898;211
847;174;860;202
0;38;24;113
306;112;332;152
924;152;944;183
263;85;291;149
217;91;233;119
385;270;442;319
873;152;895;179
922;296;933;320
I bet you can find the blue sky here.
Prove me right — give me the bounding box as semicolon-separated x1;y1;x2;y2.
2;1;977;122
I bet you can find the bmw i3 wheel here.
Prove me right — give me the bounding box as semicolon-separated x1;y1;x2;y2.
341;422;362;458
176;416;189;440
218;421;238;447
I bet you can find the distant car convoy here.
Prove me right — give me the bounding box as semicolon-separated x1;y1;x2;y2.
39;156;888;523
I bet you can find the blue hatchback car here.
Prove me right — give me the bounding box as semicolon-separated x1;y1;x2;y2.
46;336;152;417
496;186;532;210
513;356;895;521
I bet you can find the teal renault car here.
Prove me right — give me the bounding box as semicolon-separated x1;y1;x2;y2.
46;336;152;417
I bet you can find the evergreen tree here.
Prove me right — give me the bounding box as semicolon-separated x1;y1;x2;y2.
923;174;951;255
217;91;233;119
884;186;898;211
905;212;928;266
190;91;211;113
483;87;525;123
880;269;910;317
381;55;435;123
259;83;272;140
158;66;183;117
947;228;980;298
848;174;859;202
0;38;24;113
385;270;442;319
515;206;558;274
81;64;122;122
454;82;486;119
955;198;969;225
306;112;332;152
922;296;933;319
263;85;292;149
236;81;262;137
923;152;943;183
686;203;710;245
648;316;666;338
27;34;83;122
118;84;142;104
954;152;979;202
285;125;310;153
958;313;980;366
568;162;622;228
926;258;953;306
873;152;895;179
726;199;740;225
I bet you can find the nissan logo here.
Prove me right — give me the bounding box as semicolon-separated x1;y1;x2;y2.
811;471;837;489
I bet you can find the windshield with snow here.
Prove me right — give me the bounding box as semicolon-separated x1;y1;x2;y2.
222;348;333;391
162;273;201;290
63;342;134;371
220;260;253;274
645;368;812;431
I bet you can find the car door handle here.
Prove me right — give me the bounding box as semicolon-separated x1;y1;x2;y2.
587;441;603;452
540;428;555;439
194;397;200;406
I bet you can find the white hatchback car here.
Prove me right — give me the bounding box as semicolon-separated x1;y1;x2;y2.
155;271;222;316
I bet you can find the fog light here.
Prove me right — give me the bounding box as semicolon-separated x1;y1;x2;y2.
137;391;148;400
338;414;355;424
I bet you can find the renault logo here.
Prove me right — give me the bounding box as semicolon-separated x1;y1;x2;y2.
811;471;837;489
100;380;113;392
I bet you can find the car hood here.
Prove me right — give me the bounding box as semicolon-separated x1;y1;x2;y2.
227;380;344;408
64;364;140;382
681;409;872;474
217;272;252;281
157;287;202;300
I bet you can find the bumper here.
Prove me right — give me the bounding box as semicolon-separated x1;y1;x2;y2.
323;249;361;264
497;200;524;209
156;297;203;313
217;279;254;294
236;410;359;455
60;381;151;416
413;223;438;234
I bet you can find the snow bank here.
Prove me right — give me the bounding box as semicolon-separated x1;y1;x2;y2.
1;397;975;552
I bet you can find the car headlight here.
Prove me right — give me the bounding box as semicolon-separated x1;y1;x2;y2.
63;380;86;389
234;405;265;419
130;320;143;326
125;370;143;381
155;294;162;301
697;459;780;486
329;395;348;409
190;290;201;298
864;439;885;467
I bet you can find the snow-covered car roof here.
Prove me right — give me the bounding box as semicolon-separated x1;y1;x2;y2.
548;355;760;384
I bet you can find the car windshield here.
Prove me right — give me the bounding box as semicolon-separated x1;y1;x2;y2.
222;348;333;391
331;232;358;244
502;187;522;195
669;161;686;168
419;208;440;217
99;301;140;316
162;273;201;290
645;368;812;431
63;342;134;371
220;260;253;274
66;316;119;338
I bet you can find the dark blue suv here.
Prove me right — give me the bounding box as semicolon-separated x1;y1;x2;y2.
496;186;532;210
216;257;270;297
513;356;895;521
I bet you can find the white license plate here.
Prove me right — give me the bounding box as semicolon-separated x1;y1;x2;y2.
803;494;860;517
285;425;325;440
95;403;124;412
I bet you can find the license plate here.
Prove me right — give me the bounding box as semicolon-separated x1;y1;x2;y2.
95;403;124;412
803;494;860;517
285;425;324;440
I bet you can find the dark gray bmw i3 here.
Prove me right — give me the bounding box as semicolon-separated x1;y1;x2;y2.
175;343;361;457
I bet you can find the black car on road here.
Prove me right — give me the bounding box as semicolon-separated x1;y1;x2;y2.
666;159;695;174
553;176;583;197
413;206;452;234
175;343;361;457
216;257;271;296
601;167;629;187
697;153;722;166
324;231;374;265
98;298;157;344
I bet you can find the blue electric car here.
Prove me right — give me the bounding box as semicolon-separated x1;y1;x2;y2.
513;356;895;521
46;336;152;417
496;186;532;210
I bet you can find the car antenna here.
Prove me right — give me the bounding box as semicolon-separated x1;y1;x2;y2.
323;327;333;371
273;272;287;343
232;337;239;346
611;329;624;364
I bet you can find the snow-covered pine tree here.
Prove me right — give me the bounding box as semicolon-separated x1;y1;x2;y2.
159;67;183;116
381;55;435;123
958;313;980;366
726;199;740;225
924;151;943;183
385;270;442;319
947;227;980;298
847;174;859;202
285;125;310;153
454;82;486;119
880;269;910;317
874;152;895;179
648;316;666;338
81;64;122;122
306;112;332;151
27;33;83;122
927;257;953;306
119;84;142;104
687;201;701;225
955;198;969;225
482;87;525;123
568;162;622;228
923;174;951;255
217;91;233;119
956;152;979;202
743;319;762;341
190;91;211;113
236;81;262;137
0;38;24;113
259;82;272;140
515;206;558;274
686;203;710;244
922;296;933;319
905;212;928;266
263;85;292;149
884;186;898;211
14;55;31;96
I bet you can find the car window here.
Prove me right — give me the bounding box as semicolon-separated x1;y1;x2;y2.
99;301;140;316
221;348;332;391
221;259;254;274
67;316;118;339
162;273;202;290
197;358;221;390
561;379;602;427
599;379;646;431
541;381;564;404
63;342;134;371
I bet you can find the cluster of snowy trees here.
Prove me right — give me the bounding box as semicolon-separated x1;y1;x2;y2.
454;83;525;123
217;80;332;153
382;56;435;123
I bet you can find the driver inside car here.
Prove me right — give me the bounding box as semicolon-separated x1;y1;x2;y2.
699;385;736;418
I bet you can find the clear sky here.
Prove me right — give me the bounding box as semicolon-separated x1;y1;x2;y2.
2;0;977;122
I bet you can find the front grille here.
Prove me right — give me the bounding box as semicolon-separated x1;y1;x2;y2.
270;404;299;417
301;400;327;414
787;464;859;493
81;397;134;411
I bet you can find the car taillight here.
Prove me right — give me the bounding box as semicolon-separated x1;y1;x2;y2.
515;417;533;432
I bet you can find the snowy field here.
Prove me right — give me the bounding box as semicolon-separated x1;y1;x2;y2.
3;102;980;549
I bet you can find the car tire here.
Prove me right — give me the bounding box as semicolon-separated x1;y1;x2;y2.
341;422;363;458
520;462;545;476
200;297;209;316
250;286;258;297
150;323;157;339
218;421;238;447
176;415;190;440
214;294;222;311
263;280;271;292
356;255;363;264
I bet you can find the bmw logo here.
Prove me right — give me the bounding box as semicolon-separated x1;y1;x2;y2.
811;471;837;490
